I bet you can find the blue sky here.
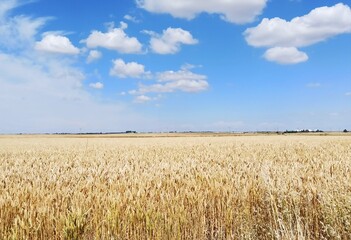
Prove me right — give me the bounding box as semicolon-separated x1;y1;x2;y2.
0;0;350;133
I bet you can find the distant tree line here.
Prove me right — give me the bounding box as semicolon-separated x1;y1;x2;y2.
284;129;324;134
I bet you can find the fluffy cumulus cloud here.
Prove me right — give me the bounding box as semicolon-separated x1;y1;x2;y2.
35;34;80;55
110;58;148;78
0;1;153;133
87;50;102;63
130;67;209;95
244;3;351;64
83;22;142;53
245;4;351;48
137;0;267;24
263;47;308;64
148;27;198;54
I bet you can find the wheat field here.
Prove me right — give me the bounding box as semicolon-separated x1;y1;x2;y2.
0;134;350;239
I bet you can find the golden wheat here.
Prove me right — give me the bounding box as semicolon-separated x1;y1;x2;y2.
0;134;350;239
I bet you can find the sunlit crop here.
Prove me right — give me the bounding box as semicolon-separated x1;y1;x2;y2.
1;134;350;239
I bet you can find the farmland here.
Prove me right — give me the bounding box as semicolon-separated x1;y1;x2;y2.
0;134;351;239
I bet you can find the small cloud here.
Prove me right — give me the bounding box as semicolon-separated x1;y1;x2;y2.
142;30;156;36
110;58;149;78
263;47;308;64
35;34;80;55
124;14;140;23
149;27;198;54
128;90;137;95
82;22;142;53
130;66;209;95
89;82;104;89
133;94;162;104
346;92;351;96
306;83;321;88
104;21;115;30
87;50;102;63
119;21;128;30
134;95;152;103
181;63;202;70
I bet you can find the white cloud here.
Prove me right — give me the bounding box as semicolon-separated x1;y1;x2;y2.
110;58;147;78
0;0;16;18
180;63;201;70
149;27;198;54
244;3;351;64
346;92;351;96
0;52;148;133
133;94;162;104
1;0;17;13
157;69;206;83
124;14;139;23
0;0;47;49
130;68;209;94
134;95;152;103
137;0;267;24
245;4;351;48
263;47;308;64
87;50;102;63
0;2;155;133
119;21;128;30
35;34;80;55
83;22;142;53
89;82;104;89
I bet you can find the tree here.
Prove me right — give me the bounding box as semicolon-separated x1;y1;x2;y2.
343;129;348;133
